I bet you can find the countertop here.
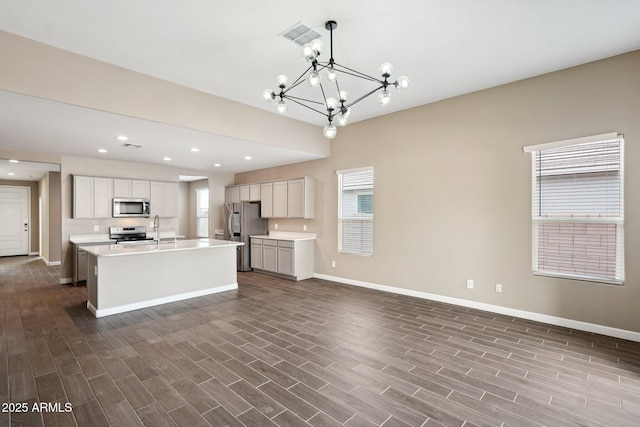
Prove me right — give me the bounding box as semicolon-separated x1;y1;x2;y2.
70;234;115;244
82;239;243;257
70;233;185;245
250;232;316;241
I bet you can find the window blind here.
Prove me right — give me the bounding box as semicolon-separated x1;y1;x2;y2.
530;137;624;284
337;167;374;255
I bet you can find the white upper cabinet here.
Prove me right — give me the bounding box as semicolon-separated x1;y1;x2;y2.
73;175;113;219
113;179;150;198
260;183;273;218
163;182;179;217
93;177;114;218
249;184;261;201
150;181;179;217
74;176;177;219
228;177;315;219
273;181;288;218
113;179;132;198
239;185;250;202
225;186;240;203
73;176;94;219
287;177;315;219
132;180;150;198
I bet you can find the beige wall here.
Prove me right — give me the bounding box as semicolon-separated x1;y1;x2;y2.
0;179;40;253
48;172;62;263
236;50;640;333
38;171;62;264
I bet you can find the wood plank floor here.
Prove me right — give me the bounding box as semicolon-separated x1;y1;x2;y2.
1;256;640;426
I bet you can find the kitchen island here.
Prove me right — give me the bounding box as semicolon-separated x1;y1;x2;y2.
82;239;243;317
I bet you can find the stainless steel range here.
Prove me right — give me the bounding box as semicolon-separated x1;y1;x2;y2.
109;226;154;245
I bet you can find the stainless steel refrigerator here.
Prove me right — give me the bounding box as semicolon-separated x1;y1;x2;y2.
223;202;268;271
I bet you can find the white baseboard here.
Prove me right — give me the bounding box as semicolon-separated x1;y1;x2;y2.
314;273;640;343
86;283;238;318
29;251;39;256
60;278;73;284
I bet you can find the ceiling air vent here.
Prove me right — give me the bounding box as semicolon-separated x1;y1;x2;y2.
121;142;144;149
281;22;321;46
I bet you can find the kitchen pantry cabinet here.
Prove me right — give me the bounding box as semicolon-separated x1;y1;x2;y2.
113;179;150;198
150;181;179;217
73;175;113;219
250;237;314;280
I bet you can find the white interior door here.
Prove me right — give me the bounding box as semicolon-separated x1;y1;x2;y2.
0;186;29;257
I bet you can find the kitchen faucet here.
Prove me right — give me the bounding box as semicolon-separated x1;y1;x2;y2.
153;215;160;248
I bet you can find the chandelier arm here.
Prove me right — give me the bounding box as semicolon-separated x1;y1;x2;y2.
282;65;314;95
331;62;383;83
344;84;385;109
285;97;330;118
283;95;325;106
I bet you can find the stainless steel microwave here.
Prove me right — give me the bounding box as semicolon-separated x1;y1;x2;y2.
113;198;150;217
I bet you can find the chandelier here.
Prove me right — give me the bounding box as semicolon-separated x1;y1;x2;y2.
263;20;409;139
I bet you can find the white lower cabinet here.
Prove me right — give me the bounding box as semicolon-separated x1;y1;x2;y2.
250;239;263;270
250;238;314;280
277;241;294;276
262;240;278;273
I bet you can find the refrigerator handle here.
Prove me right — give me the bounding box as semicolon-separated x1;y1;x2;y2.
225;204;233;240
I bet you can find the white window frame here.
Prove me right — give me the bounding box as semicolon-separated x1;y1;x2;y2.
523;132;624;285
196;188;209;238
337;166;374;256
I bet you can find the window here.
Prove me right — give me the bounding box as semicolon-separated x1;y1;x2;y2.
524;133;624;284
196;188;209;238
337;167;373;255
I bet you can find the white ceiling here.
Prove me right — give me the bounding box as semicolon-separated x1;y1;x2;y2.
1;0;640;177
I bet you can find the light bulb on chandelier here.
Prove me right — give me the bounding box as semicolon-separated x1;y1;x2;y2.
263;20;409;139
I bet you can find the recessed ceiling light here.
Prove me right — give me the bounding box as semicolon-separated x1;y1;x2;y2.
244;156;252;160
8;172;15;176
97;148;108;153
117;135;128;141
214;163;221;167
163;157;172;161
9;159;19;163
190;147;200;152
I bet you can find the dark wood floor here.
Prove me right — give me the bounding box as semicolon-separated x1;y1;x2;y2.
2;256;640;426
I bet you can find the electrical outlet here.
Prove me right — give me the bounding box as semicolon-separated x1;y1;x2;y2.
303;224;307;231
274;223;278;230
331;260;336;268
466;279;474;289
496;283;503;293
93;225;99;232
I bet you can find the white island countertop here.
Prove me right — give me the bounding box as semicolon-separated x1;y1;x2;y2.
84;238;243;318
250;232;316;241
82;238;243;257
